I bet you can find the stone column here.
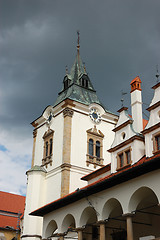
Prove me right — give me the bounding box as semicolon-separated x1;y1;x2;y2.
123;214;134;240
76;228;83;240
58;233;65;240
98;221;106;240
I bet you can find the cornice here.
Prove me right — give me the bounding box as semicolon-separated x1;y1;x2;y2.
113;120;133;132
142;122;160;134
108;135;144;153
146;101;160;112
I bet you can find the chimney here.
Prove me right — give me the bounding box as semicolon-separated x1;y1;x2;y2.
130;76;143;133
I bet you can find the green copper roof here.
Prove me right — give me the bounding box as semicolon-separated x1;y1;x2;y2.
54;49;103;107
27;165;47;174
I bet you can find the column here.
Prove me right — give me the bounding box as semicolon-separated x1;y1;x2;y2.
76;227;83;240
123;213;134;240
58;233;65;240
31;129;37;167
98;221;106;240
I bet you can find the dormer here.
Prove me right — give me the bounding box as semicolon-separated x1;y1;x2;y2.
63;76;71;90
108;106;145;173
142;82;160;157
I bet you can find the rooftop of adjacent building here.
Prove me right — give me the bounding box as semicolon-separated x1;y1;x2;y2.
0;191;25;230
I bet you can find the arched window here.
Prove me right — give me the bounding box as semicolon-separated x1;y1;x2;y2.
96;141;100;158
89;139;94;156
45;141;48;157
50;138;53;155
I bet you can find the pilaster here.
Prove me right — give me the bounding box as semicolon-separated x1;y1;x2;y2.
61;107;74;197
31;129;37;167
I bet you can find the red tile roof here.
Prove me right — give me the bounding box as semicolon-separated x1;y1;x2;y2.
0;215;18;230
0;191;25;214
31;152;160;217
0;191;25;229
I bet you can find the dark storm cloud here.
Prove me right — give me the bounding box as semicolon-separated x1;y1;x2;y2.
0;0;160;147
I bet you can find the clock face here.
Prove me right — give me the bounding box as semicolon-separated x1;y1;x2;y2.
46;112;53;124
89;108;101;123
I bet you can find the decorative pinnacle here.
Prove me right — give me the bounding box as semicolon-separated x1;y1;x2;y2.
77;30;80;53
83;62;86;73
156;65;159;83
121;90;127;107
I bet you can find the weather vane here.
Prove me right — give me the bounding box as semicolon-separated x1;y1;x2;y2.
121;90;127;107
156;65;159;83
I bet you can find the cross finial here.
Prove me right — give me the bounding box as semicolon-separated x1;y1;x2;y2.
156;65;159;83
121;90;127;107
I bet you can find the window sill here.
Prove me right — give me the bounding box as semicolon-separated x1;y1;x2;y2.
86;155;104;168
42;155;53;167
116;162;131;171
152;149;160;155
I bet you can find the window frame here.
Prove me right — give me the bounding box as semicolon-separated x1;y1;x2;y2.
117;147;132;170
42;128;54;167
153;131;160;154
86;126;104;168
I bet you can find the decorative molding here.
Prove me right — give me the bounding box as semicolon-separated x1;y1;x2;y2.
33;129;37;138
117;107;128;113
113;120;133;132
87;125;104;138
63;107;74;118
146;101;160;112
61;99;76;108
108;135;144;153
21;235;42;239
43;128;54;139
61;163;71;169
142;122;160;134
152;81;160;90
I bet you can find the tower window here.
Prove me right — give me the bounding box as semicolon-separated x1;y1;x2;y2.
42;128;54;167
64;78;71;90
89;139;94;156
80;77;88;88
86;126;104;168
96;141;100;158
45;141;48;157
50;138;53;155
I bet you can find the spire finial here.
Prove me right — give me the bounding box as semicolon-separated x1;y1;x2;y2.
77;30;80;54
83;62;86;73
121;90;127;107
65;65;68;74
156;64;159;83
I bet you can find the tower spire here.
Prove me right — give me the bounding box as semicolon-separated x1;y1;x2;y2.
77;30;80;55
156;65;159;83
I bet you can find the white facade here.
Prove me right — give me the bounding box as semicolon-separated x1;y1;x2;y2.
22;41;160;240
22;48;118;239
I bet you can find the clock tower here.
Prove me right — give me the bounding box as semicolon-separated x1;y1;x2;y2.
22;34;118;239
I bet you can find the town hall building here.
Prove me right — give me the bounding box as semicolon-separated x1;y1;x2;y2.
22;35;160;240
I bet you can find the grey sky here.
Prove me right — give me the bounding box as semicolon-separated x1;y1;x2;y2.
0;0;160;194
